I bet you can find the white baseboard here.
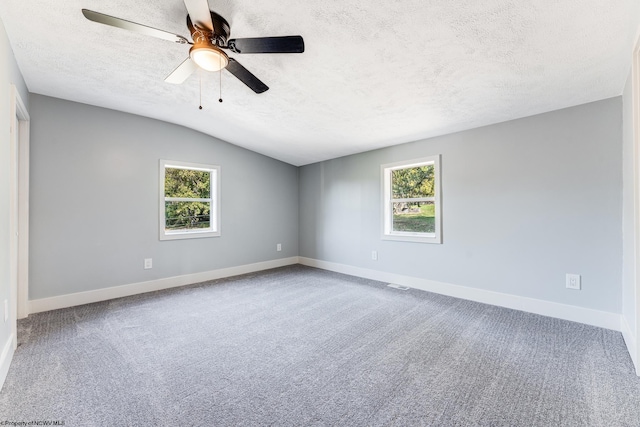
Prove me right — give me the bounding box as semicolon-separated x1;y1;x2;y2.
299;257;622;332
0;333;16;392
621;315;638;373
27;255;623;334
22;256;634;375
29;257;299;314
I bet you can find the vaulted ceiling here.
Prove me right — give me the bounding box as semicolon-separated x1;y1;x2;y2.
1;1;639;165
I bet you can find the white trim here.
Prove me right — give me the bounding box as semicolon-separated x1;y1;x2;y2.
0;333;15;391
622;315;637;369
159;159;220;241
391;197;435;203
299;257;621;331
165;197;211;202
10;86;29;320
8;93;17;343
29;257;299;314
632;31;640;375
381;155;442;244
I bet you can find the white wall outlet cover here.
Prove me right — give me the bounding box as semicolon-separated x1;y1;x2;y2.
566;273;581;290
372;250;378;260
144;258;153;269
277;244;282;251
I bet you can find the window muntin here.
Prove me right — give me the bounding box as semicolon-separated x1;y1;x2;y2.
160;160;220;240
382;156;441;243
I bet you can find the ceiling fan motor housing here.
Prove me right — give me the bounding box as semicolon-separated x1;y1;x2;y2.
187;11;230;46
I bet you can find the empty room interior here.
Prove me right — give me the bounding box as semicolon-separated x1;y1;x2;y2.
2;0;640;425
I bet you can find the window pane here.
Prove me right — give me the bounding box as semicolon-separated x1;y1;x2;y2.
165;168;211;198
392;201;435;233
391;165;434;198
165;201;211;231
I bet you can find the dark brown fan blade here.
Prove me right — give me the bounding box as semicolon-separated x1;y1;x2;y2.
82;9;188;44
225;58;269;93
227;36;304;54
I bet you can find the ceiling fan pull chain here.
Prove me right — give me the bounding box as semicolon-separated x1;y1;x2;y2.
199;71;203;110
219;54;223;103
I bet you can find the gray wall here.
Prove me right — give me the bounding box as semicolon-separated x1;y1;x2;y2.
300;98;623;313
29;95;298;300
0;16;29;359
622;70;636;336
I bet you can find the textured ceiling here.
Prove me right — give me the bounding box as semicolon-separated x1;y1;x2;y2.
1;1;639;166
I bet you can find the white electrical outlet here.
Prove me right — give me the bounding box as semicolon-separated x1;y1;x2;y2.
372;250;378;261
3;300;8;322
566;273;581;290
277;243;282;252
144;258;153;270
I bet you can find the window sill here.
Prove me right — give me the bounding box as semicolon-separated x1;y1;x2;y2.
382;233;441;244
160;230;220;241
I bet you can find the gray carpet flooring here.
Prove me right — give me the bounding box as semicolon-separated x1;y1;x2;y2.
1;265;640;426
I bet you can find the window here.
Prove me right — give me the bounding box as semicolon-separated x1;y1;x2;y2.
159;160;220;240
382;155;442;243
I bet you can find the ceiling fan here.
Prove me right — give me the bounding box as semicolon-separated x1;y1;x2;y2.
82;0;305;94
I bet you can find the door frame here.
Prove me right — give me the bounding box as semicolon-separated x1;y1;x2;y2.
9;85;29;326
632;33;640;374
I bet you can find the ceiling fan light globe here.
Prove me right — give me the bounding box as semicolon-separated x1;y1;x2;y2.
189;46;229;72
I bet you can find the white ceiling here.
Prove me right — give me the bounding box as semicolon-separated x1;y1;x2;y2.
1;1;639;166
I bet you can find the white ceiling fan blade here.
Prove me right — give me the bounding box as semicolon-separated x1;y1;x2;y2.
164;58;198;84
183;0;214;31
82;9;188;44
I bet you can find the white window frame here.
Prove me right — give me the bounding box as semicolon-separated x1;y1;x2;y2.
381;155;442;244
159;159;220;241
